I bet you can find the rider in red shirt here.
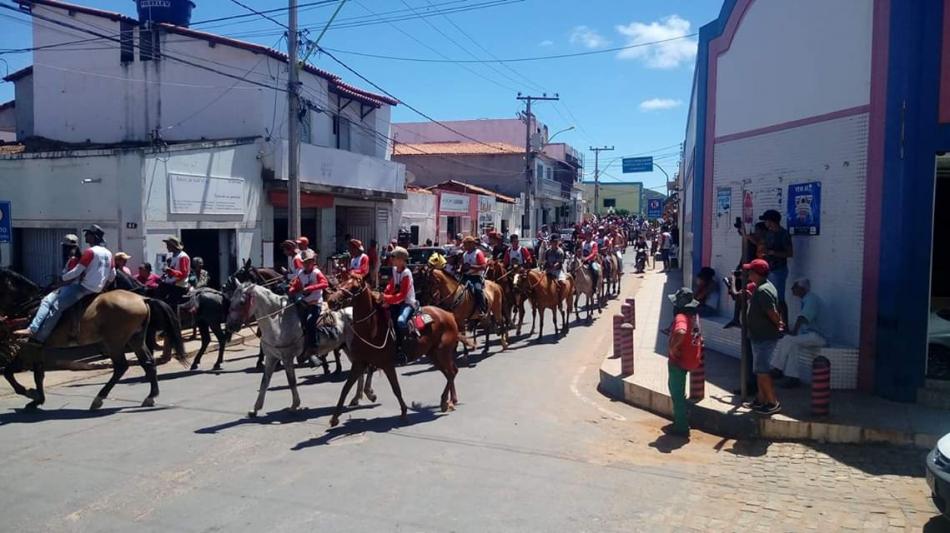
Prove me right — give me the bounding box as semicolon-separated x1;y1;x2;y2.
347;239;370;278
288;249;329;348
383;247;416;364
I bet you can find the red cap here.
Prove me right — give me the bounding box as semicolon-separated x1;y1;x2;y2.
742;258;770;275
296;236;309;247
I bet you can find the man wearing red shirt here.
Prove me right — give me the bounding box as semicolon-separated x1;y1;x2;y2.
460;236;488;313
288;249;329;348
667;287;704;437
158;236;190;308
503;234;533;268
383;247;416;363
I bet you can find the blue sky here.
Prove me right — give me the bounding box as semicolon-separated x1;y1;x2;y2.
0;0;722;192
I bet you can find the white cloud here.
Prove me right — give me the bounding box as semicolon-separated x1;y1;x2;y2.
615;15;697;69
569;25;609;49
639;98;683;111
539;39;554;47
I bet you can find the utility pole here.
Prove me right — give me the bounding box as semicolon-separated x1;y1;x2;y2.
590;145;614;216
517;92;558;235
287;0;301;239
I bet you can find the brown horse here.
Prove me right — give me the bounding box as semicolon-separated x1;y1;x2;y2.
513;269;574;340
5;288;187;411
324;275;470;426
423;268;508;353
485;260;518;334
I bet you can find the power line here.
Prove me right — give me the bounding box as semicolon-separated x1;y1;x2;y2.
225;0;289;30
191;0;335;27
321;32;699;64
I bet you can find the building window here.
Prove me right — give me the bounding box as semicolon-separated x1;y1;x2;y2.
333;115;351;151
536;163;544;180
120;21;134;63
603;198;616;208
546;167;552;180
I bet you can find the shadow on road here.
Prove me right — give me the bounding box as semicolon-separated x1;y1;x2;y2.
194;404;376;434
0;405;170;425
649;431;690;454
291;406;441;451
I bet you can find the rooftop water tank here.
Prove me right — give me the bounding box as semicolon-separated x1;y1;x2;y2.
136;0;196;27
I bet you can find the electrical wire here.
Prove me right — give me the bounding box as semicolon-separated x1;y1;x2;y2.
191;0;335;27
225;0;289;30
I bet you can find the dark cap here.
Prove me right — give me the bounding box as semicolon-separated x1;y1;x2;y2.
82;224;105;239
759;209;781;223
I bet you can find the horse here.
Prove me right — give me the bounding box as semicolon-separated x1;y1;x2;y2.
325;275;469;426
184;288;232;371
0;269;187;410
234;258;284;291
226;283;374;417
423;268;508;354
565;254;603;323
485;260;515;333
602;252;621;296
512;268;574;340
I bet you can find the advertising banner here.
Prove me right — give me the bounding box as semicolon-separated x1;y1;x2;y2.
787;181;821;235
168;174;245;215
439;192;470;214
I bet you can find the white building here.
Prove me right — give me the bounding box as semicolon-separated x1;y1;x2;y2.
0;0;405;286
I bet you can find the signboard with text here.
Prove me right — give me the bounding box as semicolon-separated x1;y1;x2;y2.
168;174;245;215
0;201;10;243
787;181;821;235
439;192;470;214
647;198;663;219
622;156;653;173
478;194;495;213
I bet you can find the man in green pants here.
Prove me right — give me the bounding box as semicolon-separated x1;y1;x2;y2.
666;287;704;437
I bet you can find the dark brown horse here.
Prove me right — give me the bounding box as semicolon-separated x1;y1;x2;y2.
0;268;187;410
325;276;469;426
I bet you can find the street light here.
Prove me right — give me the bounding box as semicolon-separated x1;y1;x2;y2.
547;125;575;144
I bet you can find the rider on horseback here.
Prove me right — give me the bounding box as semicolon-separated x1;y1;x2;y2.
280;239;303;283
14;225;115;344
544;234;567;299
503;234;533;269
347;239;370;278
383;246;416;364
581;231;601;286
288;249;329;349
157;236;191;308
488;231;506;261
460;236;488;314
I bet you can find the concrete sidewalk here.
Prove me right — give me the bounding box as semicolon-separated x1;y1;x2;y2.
599;268;950;448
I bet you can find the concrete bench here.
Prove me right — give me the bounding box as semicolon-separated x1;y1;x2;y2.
701;315;858;390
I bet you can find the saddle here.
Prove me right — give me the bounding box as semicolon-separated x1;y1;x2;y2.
410;310;433;337
62;293;100;344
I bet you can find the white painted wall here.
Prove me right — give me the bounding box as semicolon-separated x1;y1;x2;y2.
13;74;33;140
0;148;142;266
142;141;265;272
273;140;406;196
714;0;874;137
394;191;438;245
710;114;869;347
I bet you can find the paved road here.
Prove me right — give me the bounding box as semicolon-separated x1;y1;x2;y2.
0;271;945;532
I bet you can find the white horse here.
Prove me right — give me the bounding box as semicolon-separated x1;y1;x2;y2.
565;254;603;323
226;283;373;418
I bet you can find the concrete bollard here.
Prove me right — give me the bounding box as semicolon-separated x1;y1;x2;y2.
620;323;635;376
689;352;705;400
621;303;633;327
611;314;625;359
811;356;831;417
624;297;636;328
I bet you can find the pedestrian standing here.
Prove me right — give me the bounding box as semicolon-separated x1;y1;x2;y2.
742;258;785;414
666;287;704;437
660;226;673;271
759;209;793;321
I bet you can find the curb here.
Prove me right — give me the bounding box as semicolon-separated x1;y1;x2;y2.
598;362;941;449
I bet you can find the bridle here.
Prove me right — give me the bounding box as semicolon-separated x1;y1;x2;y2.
334;279;392;349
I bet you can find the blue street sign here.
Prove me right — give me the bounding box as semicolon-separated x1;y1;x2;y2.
622;156;653;173
0;201;10;243
647;198;663;219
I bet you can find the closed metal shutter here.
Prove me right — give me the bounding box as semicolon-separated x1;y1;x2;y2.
20;227;75;286
338;206;375;245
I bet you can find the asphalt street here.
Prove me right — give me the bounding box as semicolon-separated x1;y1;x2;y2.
0;271;945;532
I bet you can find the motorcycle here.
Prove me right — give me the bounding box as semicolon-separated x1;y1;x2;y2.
635;250;647;274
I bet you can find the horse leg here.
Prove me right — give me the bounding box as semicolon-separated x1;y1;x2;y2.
191;321;211;370
3;362;29;398
552;305;559;337
255;347;264;371
91;352;129;410
363;365;377;402
282;355;301;411
537;307;544;340
248;355;277;418
381;365;409;422
333;348;342;375
330;360;366;427
210;322;228;371
133;337;159;407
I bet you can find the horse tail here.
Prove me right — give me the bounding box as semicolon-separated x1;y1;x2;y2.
146;298;188;365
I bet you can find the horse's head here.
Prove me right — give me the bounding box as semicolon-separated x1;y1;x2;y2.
0;267;41;316
226;281;256;333
325;275;368;311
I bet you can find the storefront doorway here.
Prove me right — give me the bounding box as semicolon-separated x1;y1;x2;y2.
272;210;320;265
928;154;950;380
180;229;236;290
13;226;76;286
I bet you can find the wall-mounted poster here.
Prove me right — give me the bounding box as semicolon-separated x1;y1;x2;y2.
716;187;731;217
787;181;821;235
